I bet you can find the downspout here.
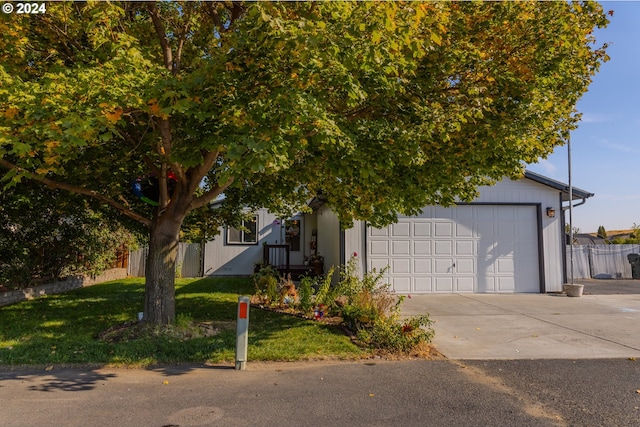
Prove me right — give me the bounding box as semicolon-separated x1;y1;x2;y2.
563;197;588;209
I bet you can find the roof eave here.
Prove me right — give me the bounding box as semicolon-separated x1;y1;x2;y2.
524;170;594;201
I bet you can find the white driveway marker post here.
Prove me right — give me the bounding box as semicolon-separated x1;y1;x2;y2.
235;296;250;370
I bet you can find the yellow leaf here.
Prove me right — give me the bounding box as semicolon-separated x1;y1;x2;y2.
4;107;19;119
430;32;442;46
372;30;382;44
163;380;169;385
104;107;123;124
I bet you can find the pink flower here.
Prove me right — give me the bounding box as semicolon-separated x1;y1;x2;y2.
353;252;358;257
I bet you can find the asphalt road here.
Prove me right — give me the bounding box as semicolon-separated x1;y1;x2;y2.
2;358;640;427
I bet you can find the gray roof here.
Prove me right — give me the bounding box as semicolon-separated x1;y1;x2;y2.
524;170;594;201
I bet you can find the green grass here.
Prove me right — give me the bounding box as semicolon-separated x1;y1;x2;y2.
0;277;364;367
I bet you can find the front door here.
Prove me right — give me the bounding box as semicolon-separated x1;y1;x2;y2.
285;217;304;265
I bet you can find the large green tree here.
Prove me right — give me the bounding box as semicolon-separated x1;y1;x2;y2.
0;1;609;324
0;181;139;288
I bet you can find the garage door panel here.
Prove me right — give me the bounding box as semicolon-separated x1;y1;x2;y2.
414;241;431;255
456;258;475;274
498;277;515;292
477;276;495;293
478;258;496;274
392;222;410;237
414;259;432;274
414;277;433;292
497;258;515;274
392;277;411;292
456;277;475;292
434;241;453;255
371;259;390;272
392;259;410;274
434;222;453;237
435;258;455;274
435;277;454;292
370;227;388;237
392;241;410;255
455;240;474;255
414;222;431;237
370;241;389;255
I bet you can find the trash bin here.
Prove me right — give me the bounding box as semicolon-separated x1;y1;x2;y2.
627;254;640;279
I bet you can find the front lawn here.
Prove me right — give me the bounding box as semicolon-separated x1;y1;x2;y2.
0;277;363;367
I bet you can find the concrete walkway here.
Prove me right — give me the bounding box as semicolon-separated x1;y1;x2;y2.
401;281;640;360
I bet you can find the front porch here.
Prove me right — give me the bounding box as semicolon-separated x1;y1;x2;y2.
262;244;324;280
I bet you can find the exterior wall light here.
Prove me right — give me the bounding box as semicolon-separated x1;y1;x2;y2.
546;207;556;218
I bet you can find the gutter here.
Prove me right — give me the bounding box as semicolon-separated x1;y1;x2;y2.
562;197;588;210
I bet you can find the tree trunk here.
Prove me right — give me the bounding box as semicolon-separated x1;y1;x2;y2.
144;213;184;325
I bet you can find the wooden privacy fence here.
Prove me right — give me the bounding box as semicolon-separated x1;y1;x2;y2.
567;244;640;279
129;243;203;278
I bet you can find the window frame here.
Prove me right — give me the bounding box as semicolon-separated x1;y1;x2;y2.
226;215;259;245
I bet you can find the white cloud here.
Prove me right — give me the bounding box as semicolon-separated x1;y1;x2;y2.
529;158;558;176
597;138;640;155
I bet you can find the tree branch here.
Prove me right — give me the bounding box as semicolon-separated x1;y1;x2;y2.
186;149;219;195
174;3;193;73
147;2;173;73
191;176;235;211
0;158;152;228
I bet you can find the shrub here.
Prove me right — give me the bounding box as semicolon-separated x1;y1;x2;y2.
251;265;280;305
358;312;434;353
297;276;315;315
339;257;434;352
312;266;337;311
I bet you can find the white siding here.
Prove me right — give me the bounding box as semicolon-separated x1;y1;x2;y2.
344;220;367;277
203;209;280;276
316;205;341;276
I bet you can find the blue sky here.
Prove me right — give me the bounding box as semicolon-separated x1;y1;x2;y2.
526;1;640;233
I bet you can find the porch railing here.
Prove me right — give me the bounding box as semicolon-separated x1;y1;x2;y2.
263;244;290;271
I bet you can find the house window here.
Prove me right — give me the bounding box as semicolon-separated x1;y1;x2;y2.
227;216;258;245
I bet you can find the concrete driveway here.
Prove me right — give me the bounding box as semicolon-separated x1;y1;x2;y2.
401;280;640;360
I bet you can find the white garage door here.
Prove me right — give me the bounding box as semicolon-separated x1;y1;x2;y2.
367;205;540;293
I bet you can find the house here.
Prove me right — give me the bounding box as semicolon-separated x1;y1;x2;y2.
203;171;593;293
571;234;608;245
